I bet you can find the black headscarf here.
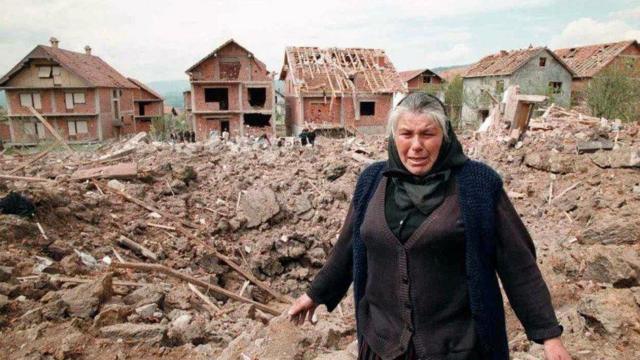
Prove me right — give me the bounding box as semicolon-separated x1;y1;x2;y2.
383;95;468;242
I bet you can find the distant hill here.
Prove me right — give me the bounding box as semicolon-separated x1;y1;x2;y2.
432;64;471;74
146;80;190;109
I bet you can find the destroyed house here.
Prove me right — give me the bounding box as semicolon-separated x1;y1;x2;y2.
280;46;405;135
554;40;640;97
128;77;164;134
185;39;274;140
0;38;140;145
399;68;444;92
461;46;574;124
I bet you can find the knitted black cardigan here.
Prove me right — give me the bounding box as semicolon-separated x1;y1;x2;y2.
352;160;509;359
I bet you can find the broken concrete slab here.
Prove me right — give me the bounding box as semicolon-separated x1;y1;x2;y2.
524;152;577;174
578;219;640;245
576;140;614;154
71;162;138;181
123;285;165;308
238;187;280;228
60;272;113;318
577;288;640;338
591;148;640;169
100;323;167;343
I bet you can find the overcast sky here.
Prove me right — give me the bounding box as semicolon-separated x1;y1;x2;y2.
1;0;639;83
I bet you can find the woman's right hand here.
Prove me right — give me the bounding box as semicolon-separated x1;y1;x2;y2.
288;293;317;326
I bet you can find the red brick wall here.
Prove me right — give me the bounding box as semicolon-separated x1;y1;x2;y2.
193;84;240;112
190;42;271;82
134;118;152;134
303;97;342;125
98;88;114;139
242;84;273;110
344;94;392;128
194;114;241;141
8;116;99;143
0;122;10;142
5;89;98;116
134;101;164;117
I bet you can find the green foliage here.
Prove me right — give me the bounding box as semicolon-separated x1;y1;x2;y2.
586;66;640;122
443;75;463;126
149;113;189;141
420;83;443;97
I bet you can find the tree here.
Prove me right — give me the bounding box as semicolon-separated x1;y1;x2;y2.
585;65;640;122
444;75;464;126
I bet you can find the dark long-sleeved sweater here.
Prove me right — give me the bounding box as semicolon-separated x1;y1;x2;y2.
308;176;561;359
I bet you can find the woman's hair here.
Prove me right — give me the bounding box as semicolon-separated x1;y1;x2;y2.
387;92;449;141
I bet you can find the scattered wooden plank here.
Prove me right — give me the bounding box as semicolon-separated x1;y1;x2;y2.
0;174;50;182
8;142;58;175
71;162;138;181
27;106;74;152
146;223;176;231
188;283;220;314
116;235;158;261
111;262;281;316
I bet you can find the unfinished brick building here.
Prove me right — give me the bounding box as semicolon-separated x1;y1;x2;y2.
185;39;274;140
128;77;164;134
399;68;444;92
554;40;640;99
0;38;144;145
280;46;405;135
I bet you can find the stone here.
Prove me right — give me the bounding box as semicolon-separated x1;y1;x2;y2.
100;323;167;343
238;187;280;228
135;303;159;318
591;148;640;169
524;152;576;174
93;304;132;328
0;266;13;282
42;299;68;320
61;272;113;318
582;245;640;287
324;163;347;181
107;179;126;192
576;140;614;154
167;313;208;345
578;218;640;245
0;215;40;244
173;166;197;185
123;285;164;308
577;289;640;337
0;294;8;310
294;194;313;215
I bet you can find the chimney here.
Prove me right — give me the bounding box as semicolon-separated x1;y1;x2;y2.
49;37;59;48
84;45;92;55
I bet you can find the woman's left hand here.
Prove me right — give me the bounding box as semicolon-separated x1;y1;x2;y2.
543;337;571;360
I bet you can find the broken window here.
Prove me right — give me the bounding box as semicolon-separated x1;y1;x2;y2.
68;120;88;135
243;114;271;127
20;93;41;109
37;66;52;78
549;82;562;94
138;102;146;116
65;93;74;109
360;101;375;116
248;88;267;108
422;74;433;84
539;57;547;67
204;88;229;110
73;92;85;104
495;80;505;94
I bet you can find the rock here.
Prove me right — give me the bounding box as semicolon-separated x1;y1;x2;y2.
164;286;192;310
46;240;73;261
100;323;167;343
582;245;640;287
239;187;280;228
60;253;90;276
0;294;8;310
591;148;640;168
167;313;208;345
0;266;13;282
524;152;576;174
577;289;640;338
42;299;68;320
324;163;347;181
578;218;640;245
123;285;164;308
93;304;132;328
173;166;197;185
61;272;113;318
135;303;159;318
0;282;18;297
294;194;313;215
107;179;126;192
576;140;614;154
0;215;40;244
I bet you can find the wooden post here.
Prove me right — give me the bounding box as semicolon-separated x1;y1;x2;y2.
27;106;74;152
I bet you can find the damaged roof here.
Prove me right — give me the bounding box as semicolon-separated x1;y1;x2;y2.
128;78;164;100
398;68;442;83
464;46;574;78
554;40;639;78
185;38;267;74
0;45;137;88
280;46;405;94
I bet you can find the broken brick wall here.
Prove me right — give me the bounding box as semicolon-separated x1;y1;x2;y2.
194;113;241;141
189;42;271;82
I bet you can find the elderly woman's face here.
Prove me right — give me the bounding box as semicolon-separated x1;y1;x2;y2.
395;112;444;176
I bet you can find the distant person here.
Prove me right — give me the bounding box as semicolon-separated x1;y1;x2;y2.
190;131;196;143
288;93;570;360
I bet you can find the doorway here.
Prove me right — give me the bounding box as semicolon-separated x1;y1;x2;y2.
221;120;230;133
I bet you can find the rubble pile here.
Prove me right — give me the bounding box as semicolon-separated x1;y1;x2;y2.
0;134;382;359
0;104;639;359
